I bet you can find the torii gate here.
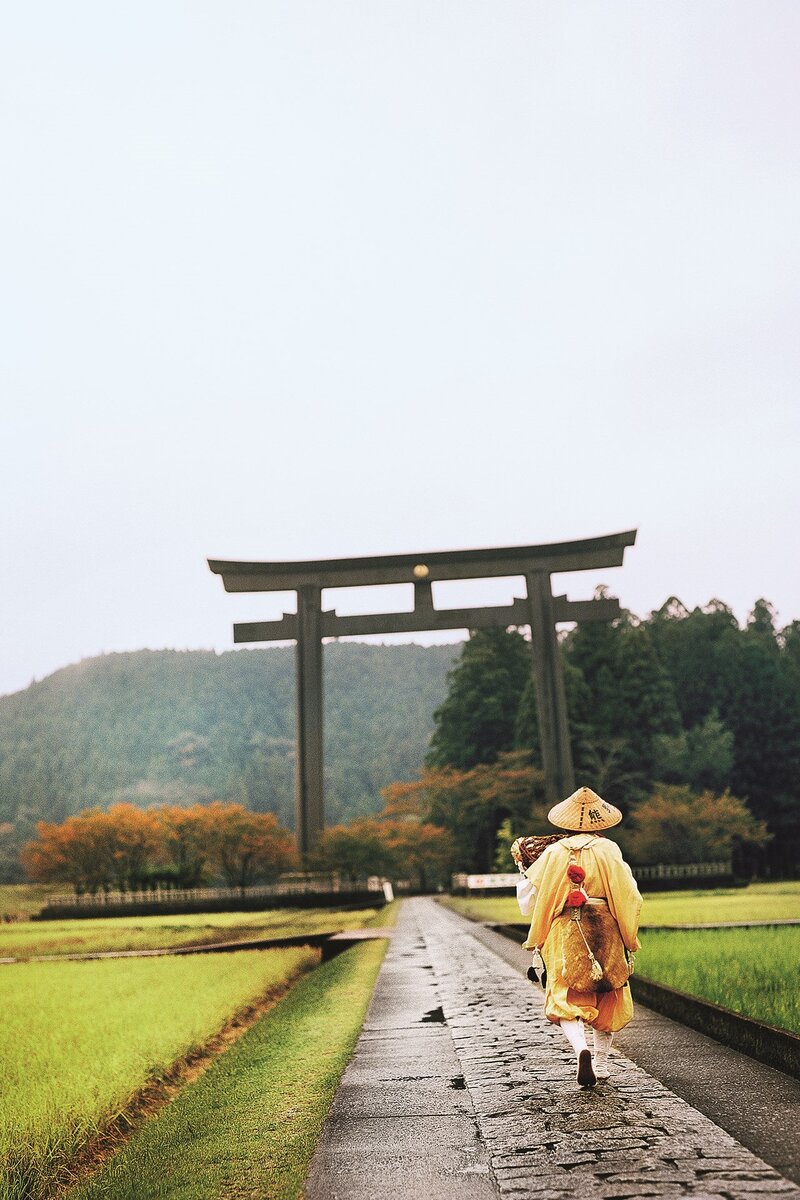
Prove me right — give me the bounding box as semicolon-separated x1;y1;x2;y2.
209;530;636;855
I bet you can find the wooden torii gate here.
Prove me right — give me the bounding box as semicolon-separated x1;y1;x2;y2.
209;530;636;856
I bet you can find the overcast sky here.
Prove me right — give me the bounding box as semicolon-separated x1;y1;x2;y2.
1;2;798;698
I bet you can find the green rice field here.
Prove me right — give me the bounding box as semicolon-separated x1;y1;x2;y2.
441;880;800;928
638;925;800;1035
0;947;316;1200
72;931;392;1200
0;903;385;959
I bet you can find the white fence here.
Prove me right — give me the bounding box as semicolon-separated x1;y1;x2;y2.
451;873;518;891
451;861;732;892
45;875;387;907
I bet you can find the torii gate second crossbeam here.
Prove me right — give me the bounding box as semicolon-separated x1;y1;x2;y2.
209;530;636;856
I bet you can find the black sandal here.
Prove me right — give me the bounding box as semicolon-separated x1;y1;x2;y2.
576;1049;596;1088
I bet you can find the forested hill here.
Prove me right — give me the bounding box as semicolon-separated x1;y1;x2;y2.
0;643;458;880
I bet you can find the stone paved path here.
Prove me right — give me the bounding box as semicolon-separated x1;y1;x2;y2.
306;897;800;1200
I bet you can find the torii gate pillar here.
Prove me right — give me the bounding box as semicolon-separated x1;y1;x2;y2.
527;571;574;805
295;585;324;855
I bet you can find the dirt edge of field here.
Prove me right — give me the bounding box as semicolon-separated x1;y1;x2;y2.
45;950;320;1200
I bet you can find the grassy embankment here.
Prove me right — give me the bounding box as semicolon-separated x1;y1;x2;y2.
639;925;800;1036
0;948;316;1200
0;902;384;959
70;937;390;1200
0;883;60;920
441;879;800;927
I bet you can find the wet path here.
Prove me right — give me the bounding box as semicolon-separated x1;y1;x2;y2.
305;897;800;1200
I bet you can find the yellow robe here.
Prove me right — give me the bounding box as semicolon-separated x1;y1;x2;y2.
523;833;642;1032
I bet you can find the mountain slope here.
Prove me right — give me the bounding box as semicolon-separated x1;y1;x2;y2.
0;642;459;880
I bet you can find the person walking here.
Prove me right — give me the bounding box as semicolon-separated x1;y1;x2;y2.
514;786;642;1088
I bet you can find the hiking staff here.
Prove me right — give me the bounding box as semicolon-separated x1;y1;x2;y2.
512;787;642;1088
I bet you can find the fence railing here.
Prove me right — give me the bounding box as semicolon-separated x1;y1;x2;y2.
632;861;731;881
45;877;387;908
451;861;733;892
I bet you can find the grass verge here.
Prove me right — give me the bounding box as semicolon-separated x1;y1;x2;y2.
69;939;390;1200
637;925;800;1035
440;880;800;927
0;883;60;920
0;904;385;959
0;948;317;1200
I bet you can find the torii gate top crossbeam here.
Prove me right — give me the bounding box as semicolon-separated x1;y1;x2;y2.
208;530;637;593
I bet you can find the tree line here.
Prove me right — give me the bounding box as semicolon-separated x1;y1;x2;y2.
420;596;799;874
22;802;297;894
313;756;770;885
12;594;800;885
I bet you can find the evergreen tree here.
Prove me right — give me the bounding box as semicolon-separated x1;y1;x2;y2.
781;620;800;693
514;657;593;772
653;708;735;793
747;598;780;640
612;623;682;790
513;676;540;760
426;628;531;770
716;624;800;817
562;598;623;748
645;597;800;874
561;608;680;804
648;598;739;728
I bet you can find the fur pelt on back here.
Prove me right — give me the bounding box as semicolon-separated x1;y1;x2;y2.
549;906;630;993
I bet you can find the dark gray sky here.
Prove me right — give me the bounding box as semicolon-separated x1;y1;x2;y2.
2;2;798;697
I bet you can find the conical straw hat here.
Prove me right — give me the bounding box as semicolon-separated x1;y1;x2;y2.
547;786;622;832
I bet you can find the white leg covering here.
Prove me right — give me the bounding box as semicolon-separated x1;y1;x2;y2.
562;1019;595;1087
559;1019;588;1055
592;1028;613;1077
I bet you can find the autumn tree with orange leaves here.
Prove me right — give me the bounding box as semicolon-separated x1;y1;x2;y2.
22;802;296;894
159;803;216;888
105;804;163;890
379;749;547;873
22;809;122;894
623;784;771;871
309;750;545;884
204;802;297;892
311;756;533;886
311;818;397;882
311;815;450;888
